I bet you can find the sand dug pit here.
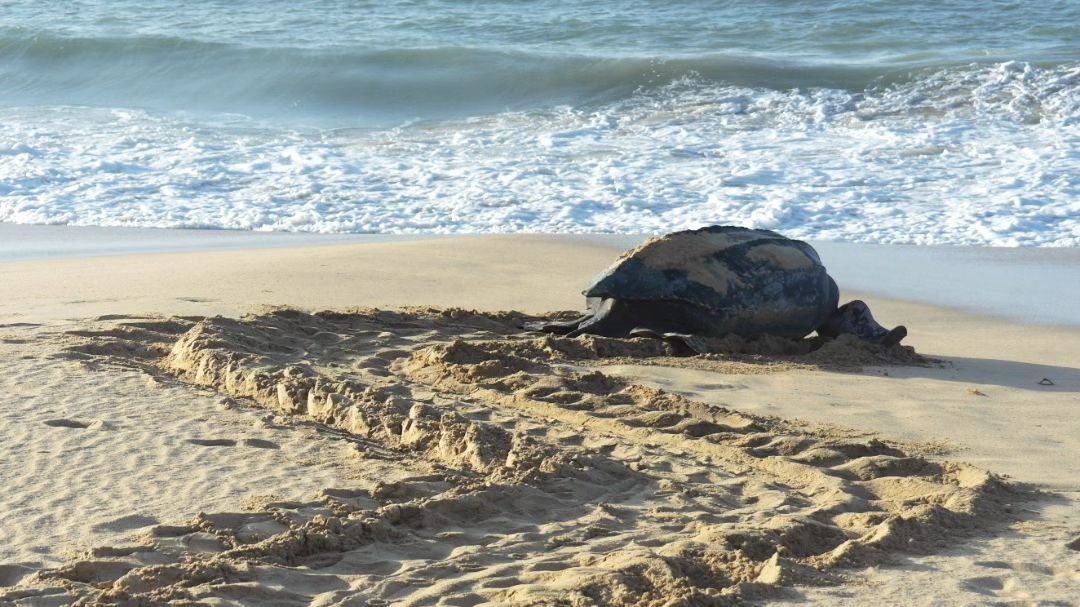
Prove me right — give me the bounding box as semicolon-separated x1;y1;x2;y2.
4;308;1022;607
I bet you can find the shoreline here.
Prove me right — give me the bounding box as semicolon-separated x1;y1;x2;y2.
3;223;1079;327
0;223;428;262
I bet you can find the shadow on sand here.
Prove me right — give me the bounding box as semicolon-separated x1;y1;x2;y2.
878;354;1080;392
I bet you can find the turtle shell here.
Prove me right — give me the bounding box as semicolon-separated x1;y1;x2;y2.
584;226;838;338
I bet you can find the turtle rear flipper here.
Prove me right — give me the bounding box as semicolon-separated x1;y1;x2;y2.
628;320;691;339
628;326;664;339
524;314;591;335
660;332;711;355
626;327;704;356
567;298;635;338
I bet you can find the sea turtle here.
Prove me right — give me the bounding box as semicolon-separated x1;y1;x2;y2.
536;225;841;340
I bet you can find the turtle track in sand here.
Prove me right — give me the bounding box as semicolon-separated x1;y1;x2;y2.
5;308;1025;606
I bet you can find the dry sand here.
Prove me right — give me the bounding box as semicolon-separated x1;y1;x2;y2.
0;235;1077;606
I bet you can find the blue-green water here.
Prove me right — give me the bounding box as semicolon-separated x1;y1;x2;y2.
1;1;1077;243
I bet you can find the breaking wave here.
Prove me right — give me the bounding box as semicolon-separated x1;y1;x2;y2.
2;30;1076;125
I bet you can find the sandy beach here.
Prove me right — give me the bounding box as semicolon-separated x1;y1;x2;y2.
4;0;1077;603
1;233;1077;606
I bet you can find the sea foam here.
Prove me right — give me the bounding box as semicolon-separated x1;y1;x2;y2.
1;62;1077;246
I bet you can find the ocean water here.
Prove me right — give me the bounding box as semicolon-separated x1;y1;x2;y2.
0;0;1077;245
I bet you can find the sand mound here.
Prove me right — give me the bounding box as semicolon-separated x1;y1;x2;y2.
4;308;1018;606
